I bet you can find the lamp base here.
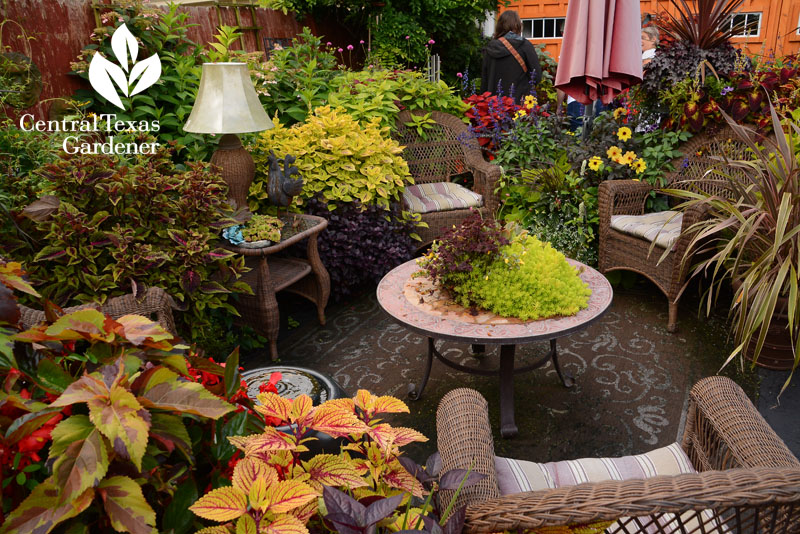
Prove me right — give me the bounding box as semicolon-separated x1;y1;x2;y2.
211;133;254;210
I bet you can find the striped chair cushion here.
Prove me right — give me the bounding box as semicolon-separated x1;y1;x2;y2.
610;211;683;250
495;443;724;533
402;182;483;214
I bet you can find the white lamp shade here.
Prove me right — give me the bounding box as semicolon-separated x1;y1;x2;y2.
184;62;273;134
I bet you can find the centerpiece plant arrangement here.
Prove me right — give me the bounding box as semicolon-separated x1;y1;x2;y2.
0;261;265;533
667;104;800;378
188;389;486;534
223;214;284;247
416;212;591;320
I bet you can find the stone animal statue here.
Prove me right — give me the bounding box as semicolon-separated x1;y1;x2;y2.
267;150;304;207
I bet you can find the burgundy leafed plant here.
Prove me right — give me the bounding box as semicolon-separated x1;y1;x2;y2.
661;0;747;50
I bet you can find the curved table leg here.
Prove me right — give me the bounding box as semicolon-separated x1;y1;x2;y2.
408;337;435;401
499;344;518;438
550;339;575;388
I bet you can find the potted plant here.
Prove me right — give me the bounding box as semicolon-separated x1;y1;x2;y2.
669;103;800;375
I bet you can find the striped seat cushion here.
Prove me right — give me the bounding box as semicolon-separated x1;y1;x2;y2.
495;443;725;533
610;211;683;250
402;182;483;214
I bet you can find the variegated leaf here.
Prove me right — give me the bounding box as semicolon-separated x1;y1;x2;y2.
264;480;318;514
196;526;234;534
0;481;94;534
367;423;396;456
248;477;270;512
355;390;409;416
228;434;260;453
137;367;234;419
288;499;318;523
309;403;368;438
254;392;292;422
236;514;257;534
190;486;248;522
48;414;93;458
233;457;277;494
390;507;426;531
115;314;174;344
87;384;149;470
383;460;424;498
302;454;368;489
44;309;115;342
289;394;313;425
98;475;157;534
243;427;297;456
260;514;310;534
49;372;108;408
149;413;192;458
52;428;109;501
390;426;428;447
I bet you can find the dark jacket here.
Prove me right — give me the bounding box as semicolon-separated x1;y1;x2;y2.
480;32;542;103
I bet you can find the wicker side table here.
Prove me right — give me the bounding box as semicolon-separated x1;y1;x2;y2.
224;213;330;360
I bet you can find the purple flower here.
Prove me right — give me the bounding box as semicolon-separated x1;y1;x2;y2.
326;41;332;46
405;35;410;40
359;40;365;44
347;44;354;50
456;72;463;78
338;47;343;52
721;86;733;95
428;39;435;45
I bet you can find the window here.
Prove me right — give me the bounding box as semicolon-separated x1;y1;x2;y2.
724;12;761;37
521;17;565;39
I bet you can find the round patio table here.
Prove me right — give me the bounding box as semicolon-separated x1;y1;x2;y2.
376;258;613;438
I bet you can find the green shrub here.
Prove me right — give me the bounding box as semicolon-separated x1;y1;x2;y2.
7;148;249;344
327;69;469;130
257;27;340;125
250;106;413;213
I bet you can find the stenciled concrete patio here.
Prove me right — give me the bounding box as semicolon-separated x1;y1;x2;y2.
241;275;797;464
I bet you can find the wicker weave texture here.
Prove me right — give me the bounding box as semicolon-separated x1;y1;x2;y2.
598;126;750;332
393;110;502;246
19;286;179;335
436;376;800;533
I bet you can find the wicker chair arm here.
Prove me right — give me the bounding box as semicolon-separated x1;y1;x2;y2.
467;159;502;215
598;180;654;218
463;467;800;533
681;376;800;471
436;388;501;511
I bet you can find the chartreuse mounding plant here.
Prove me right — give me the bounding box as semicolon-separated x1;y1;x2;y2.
189;389;485;534
667;104;800;379
418;212;591;320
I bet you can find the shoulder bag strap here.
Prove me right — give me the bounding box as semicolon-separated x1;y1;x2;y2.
498;37;528;73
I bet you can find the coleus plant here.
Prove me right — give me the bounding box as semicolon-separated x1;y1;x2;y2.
189;390;485;534
0;308;237;534
463;92;520;158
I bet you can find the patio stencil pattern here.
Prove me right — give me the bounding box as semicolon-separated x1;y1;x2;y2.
246;282;735;462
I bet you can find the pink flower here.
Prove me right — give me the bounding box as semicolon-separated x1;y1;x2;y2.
338;47;343;52
405;35;410;40
347;44;354;50
326;41;332;46
428;39;435;45
359;40;365;44
456;72;463;78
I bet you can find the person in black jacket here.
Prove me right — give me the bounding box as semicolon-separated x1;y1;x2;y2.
481;10;542;103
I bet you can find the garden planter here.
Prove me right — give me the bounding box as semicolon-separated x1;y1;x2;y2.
744;297;795;371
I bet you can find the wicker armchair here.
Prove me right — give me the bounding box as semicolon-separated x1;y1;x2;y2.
598;127;750;332
18;286;179;336
393;110;502;246
437;376;800;533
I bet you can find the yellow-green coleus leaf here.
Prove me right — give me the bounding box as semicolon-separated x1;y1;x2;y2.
97;475;157;534
51;425;109;502
190;486;248;522
136;366;235;419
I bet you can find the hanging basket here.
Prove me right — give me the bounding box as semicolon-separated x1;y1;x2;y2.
0;51;42;109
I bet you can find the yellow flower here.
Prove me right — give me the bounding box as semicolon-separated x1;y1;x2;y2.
587;156;603;171
524;94;538;110
606;146;622;160
631;158;647;174
613;107;627;120
622;150;637;165
616;127;632;141
513;109;528;120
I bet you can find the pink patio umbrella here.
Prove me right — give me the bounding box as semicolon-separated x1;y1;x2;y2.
555;0;643;105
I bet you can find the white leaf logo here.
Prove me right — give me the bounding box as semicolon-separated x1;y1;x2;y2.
88;24;161;110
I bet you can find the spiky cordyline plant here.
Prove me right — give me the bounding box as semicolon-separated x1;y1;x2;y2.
661;0;747;50
666;101;800;383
